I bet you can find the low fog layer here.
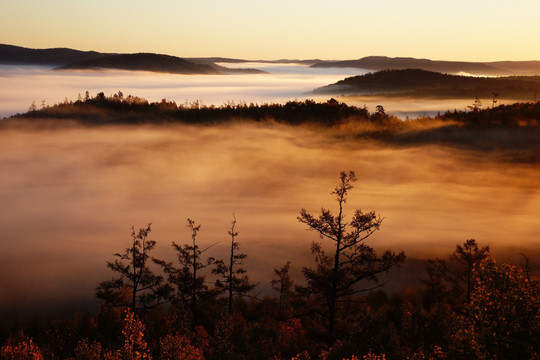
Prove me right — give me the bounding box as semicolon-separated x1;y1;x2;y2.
341;95;533;118
1;122;539;315
0;64;504;120
0;64;363;118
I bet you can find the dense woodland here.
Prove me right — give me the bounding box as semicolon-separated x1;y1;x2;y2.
1;95;540;359
6;92;370;126
6;92;540;162
9;90;540;128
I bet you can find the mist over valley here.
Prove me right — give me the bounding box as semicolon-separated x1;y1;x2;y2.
2;97;540;316
2;0;540;354
1;46;540;358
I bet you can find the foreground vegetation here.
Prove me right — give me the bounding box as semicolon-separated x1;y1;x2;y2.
0;172;538;360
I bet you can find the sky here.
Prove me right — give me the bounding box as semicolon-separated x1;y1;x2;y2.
1;0;540;61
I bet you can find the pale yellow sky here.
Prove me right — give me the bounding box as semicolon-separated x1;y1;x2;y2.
1;0;539;61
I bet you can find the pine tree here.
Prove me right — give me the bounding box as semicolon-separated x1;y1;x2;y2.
155;218;217;326
298;171;405;340
213;215;256;315
96;224;171;313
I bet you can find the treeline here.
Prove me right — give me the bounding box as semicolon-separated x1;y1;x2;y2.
0;172;538;360
8;91;540;129
348;101;540;160
437;100;540;127
4;93;540;163
11;92;371;126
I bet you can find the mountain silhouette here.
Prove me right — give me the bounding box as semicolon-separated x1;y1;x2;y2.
0;44;265;74
56;53;221;74
312;69;540;98
3;44;540;76
311;56;540;76
0;44;116;65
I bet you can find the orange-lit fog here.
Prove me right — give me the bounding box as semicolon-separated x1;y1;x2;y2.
1;122;539;315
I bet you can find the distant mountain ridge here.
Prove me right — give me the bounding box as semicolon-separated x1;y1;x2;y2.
313;69;540;99
3;44;540;76
0;44;116;65
56;53;218;74
188;57;322;65
311;56;540;76
0;44;264;74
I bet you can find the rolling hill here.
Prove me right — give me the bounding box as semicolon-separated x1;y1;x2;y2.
4;43;540;77
0;44;264;74
55;53;239;74
0;43;115;65
312;69;540;99
310;56;540;76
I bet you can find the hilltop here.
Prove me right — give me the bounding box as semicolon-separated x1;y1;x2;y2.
55;53;219;74
313;69;540;99
0;44;264;74
55;53;264;74
311;56;540;76
4;44;540;76
0;43;115;66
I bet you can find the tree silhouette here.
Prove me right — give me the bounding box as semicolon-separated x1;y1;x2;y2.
271;261;294;310
28;101;37;112
213;215;256;315
95;223;171;313
467;96;482;112
492;92;500;108
298;171;405;340
155;218;217;326
425;239;490;310
371;104;390;123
